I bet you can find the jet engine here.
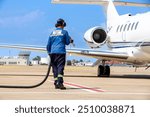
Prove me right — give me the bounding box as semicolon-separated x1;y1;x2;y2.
84;26;107;48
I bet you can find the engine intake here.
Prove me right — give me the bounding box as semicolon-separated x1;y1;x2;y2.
84;27;107;48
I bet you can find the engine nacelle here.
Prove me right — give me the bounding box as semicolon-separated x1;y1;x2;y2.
84;26;107;48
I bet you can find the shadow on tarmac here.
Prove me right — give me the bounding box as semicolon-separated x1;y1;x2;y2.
0;74;149;79
110;75;150;79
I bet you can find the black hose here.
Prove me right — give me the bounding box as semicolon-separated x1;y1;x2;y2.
0;61;51;89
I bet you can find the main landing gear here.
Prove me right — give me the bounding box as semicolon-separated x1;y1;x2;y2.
97;60;110;77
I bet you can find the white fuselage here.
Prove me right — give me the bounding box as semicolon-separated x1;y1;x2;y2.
51;0;150;65
107;12;150;64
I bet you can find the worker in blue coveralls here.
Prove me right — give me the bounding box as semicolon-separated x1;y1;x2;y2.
47;18;73;90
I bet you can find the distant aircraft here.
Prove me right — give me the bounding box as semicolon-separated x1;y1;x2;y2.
0;0;150;77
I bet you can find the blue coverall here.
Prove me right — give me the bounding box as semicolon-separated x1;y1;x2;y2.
47;27;71;85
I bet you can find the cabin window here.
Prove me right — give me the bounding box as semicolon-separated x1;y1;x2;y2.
120;25;123;32
127;23;131;31
116;25;120;32
131;23;135;30
135;22;139;30
123;24;127;31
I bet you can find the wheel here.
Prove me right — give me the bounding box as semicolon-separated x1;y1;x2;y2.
104;65;110;77
97;65;104;77
97;65;110;77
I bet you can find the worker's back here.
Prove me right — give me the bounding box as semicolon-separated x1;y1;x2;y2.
47;27;70;54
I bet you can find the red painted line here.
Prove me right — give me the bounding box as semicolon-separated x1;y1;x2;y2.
64;82;105;93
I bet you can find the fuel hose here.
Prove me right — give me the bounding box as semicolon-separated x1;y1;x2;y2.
0;60;51;89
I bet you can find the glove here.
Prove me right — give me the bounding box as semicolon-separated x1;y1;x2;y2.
70;39;74;43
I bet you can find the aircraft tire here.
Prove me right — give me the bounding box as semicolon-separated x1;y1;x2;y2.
97;65;104;77
104;65;110;77
97;65;110;77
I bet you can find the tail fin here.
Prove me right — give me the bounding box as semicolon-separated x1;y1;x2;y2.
104;0;119;26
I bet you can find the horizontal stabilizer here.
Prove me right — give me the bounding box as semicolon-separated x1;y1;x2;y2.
114;1;150;7
51;0;150;7
52;0;107;5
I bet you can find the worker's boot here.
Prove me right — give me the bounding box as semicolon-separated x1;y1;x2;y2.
59;83;66;90
55;82;60;89
57;77;66;90
54;81;59;89
54;78;60;89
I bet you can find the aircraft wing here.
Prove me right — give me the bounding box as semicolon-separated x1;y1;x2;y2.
67;48;128;61
0;44;46;52
51;0;150;7
0;44;128;61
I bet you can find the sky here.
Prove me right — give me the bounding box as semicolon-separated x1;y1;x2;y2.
0;0;149;61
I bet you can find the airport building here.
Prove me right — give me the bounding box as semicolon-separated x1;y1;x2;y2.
0;51;30;66
31;60;39;65
73;61;93;66
31;57;50;65
40;57;50;65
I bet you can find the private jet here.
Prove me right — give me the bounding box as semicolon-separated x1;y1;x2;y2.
0;0;150;77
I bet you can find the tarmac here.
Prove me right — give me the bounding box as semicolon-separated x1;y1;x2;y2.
0;65;149;100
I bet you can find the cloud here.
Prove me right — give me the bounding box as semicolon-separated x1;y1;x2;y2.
0;10;44;27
